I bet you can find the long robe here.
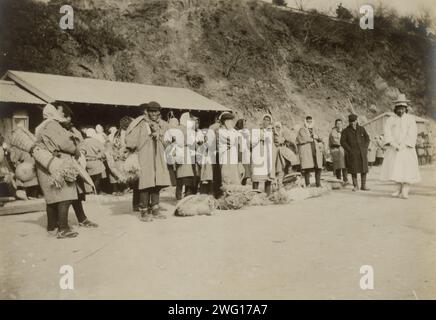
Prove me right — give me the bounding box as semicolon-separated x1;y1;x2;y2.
328;128;345;171
340;124;370;174
251;127;276;182
296;126;324;170
79;137;106;176
125;116;171;190
35;120;78;205
380;114;420;184
218;127;242;185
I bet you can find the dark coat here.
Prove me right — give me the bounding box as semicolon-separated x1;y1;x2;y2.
340;124;370;174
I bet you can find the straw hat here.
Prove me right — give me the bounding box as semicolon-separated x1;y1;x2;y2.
393;93;410;108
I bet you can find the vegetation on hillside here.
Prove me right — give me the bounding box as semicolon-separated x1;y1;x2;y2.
0;0;433;133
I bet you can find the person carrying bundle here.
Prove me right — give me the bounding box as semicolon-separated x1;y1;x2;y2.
125;102;171;222
34;104;81;239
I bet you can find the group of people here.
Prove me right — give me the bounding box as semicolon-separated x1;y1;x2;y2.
416;132;433;166
327;94;422;197
0;93;427;238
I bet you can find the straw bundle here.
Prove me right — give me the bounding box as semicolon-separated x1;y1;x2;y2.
174;194;217;216
121;153;140;182
105;151;127;183
32;147;79;188
217;184;262;210
10;127;36;153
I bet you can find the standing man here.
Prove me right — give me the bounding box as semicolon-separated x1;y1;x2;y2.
340;114;370;191
328;119;348;183
125;102;171;222
296;116;324;187
380;95;420;199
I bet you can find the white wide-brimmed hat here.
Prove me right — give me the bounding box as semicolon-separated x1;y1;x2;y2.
393;93;410;108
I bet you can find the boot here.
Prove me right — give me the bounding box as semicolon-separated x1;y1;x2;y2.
401;184;410;199
265;181;272;196
360;174;370;191
315;170;322;188
304;171;311;187
392;183;402;197
139;207;153;222
352;176;359;192
151;205;166;219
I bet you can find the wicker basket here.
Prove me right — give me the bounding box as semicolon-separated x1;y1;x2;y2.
10;127;37;153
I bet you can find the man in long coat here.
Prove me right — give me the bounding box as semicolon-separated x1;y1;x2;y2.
35;104;79;238
328;119;348;183
340;114;370;191
125;102;171;222
296;116;324;187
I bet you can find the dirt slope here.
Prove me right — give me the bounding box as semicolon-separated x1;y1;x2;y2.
0;0;433;134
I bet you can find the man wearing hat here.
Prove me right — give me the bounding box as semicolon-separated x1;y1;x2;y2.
380;94;420;199
125;102;171;221
340;114;370;191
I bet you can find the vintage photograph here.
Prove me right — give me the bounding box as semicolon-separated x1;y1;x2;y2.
0;0;435;301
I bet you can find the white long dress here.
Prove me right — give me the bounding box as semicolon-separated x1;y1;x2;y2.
380;113;421;184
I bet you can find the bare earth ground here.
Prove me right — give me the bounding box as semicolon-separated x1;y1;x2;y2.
1;165;435;300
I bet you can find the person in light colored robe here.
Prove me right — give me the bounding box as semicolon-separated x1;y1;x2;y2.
380;95;421;199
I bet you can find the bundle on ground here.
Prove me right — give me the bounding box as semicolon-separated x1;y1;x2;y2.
321;177;346;190
174;194;217;216
217;184;262;210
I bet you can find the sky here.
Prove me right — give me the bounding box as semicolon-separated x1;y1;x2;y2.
264;0;436;21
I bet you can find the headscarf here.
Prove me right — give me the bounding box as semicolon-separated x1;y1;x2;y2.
43;104;66;122
180;112;191;128
95;124;104;133
35;104;67;136
86;128;97;138
274;121;282;131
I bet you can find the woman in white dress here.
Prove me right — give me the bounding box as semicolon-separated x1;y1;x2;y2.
380;94;421;199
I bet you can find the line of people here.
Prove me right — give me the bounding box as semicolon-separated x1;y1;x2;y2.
1;94;425;237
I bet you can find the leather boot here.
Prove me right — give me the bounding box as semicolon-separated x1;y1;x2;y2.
304;171;311;187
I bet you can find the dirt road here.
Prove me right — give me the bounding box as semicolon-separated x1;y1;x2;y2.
1;165;435;299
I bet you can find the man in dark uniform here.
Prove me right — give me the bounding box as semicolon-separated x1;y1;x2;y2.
340;114;370;191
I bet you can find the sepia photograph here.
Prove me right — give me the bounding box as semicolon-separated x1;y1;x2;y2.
0;0;435;304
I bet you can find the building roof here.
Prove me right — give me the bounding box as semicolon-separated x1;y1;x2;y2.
3;70;230;112
362;112;429;126
0;80;45;104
